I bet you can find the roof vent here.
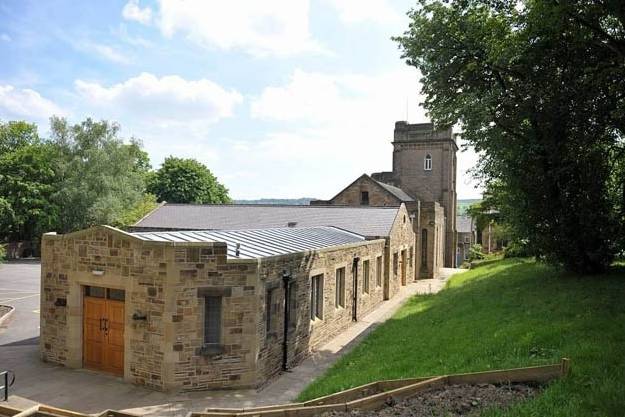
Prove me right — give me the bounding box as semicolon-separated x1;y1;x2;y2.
235;243;241;257
287;222;297;228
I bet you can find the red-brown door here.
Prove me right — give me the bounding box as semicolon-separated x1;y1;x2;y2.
83;287;125;376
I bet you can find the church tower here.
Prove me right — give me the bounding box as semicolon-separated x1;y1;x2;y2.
374;121;458;267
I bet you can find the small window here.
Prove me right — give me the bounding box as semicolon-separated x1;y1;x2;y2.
107;288;125;301
376;256;383;287
465;236;470;243
335;267;346;308
424;154;432;171
311;274;323;320
362;260;370;294
265;288;275;335
204;296;222;345
361;191;369;206
393;253;399;276
85;286;105;298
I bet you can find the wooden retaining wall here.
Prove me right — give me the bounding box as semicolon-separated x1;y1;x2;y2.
192;358;570;417
0;359;570;417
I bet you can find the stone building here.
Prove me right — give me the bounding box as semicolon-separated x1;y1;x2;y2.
456;215;476;265
40;205;415;391
312;121;458;277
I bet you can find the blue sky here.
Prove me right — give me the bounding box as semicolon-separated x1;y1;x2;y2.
0;0;482;200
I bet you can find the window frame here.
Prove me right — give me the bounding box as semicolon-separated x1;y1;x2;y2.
424;153;432;171
203;295;222;346
335;267;346;308
310;274;324;321
376;255;383;287
360;191;370;206
362;259;370;294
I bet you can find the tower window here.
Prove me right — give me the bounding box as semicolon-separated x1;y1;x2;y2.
360;191;369;205
424;154;432;171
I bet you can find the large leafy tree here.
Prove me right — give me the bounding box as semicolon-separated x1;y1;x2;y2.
50;117;152;232
148;157;231;204
0;143;59;241
0;121;58;242
0;121;39;156
396;0;625;273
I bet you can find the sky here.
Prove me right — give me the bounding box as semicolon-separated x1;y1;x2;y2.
0;0;483;200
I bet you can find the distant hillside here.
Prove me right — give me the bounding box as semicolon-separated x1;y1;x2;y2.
234;198;481;212
457;199;481;215
234;198;315;205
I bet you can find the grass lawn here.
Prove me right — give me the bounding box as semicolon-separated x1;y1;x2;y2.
297;259;625;416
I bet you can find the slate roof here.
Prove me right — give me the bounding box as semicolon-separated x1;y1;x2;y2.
373;180;415;202
134;204;401;237
131;226;365;259
457;215;474;233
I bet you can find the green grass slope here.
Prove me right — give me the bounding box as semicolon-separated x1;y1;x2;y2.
298;259;625;416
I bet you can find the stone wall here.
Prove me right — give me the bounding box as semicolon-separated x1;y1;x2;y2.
387;121;458;268
327;175;403;207
167;247;259;391
253;238;387;384
41;220;415;392
41;226;170;390
419;202;445;278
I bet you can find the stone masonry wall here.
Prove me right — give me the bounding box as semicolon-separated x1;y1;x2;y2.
41;226;171;390
252;239;387;384
329;175;402;207
167;246;259;391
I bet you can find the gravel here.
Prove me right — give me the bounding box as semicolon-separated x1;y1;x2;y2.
319;383;541;417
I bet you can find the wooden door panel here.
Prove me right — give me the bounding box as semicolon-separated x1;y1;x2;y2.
83;291;125;376
105;299;125;375
83;297;106;370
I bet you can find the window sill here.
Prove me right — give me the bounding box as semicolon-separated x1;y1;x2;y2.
198;344;224;357
310;317;323;326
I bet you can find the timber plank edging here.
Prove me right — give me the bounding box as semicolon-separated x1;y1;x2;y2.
194;358;571;417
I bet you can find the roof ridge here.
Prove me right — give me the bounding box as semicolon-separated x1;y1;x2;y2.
162;203;400;209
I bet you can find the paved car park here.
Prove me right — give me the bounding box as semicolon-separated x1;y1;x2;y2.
0;260;40;346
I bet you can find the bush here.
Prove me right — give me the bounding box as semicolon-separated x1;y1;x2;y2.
504;241;533;259
468;244;485;262
0;244;5;263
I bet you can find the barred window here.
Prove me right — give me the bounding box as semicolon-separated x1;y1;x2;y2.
310;274;323;320
204;296;222;345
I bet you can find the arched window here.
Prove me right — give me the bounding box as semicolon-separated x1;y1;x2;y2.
424;154;432;171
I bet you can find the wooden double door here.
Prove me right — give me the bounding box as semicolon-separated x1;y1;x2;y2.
83;286;125;376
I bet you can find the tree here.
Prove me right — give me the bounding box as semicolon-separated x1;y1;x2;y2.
0;121;39;156
147;157;231;204
0;143;59;241
49;117;151;232
396;1;625;273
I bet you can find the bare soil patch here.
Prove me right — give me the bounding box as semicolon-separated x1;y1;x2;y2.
319;383;540;417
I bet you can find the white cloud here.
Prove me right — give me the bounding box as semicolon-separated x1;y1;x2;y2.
70;39;131;64
122;0;153;24
323;0;402;24
0;85;66;121
0;33;11;42
75;72;243;126
249;68;482;199
149;0;325;57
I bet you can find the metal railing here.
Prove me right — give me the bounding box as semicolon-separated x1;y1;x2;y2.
0;370;15;401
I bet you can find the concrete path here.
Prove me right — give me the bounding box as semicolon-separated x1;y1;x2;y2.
2;265;465;416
